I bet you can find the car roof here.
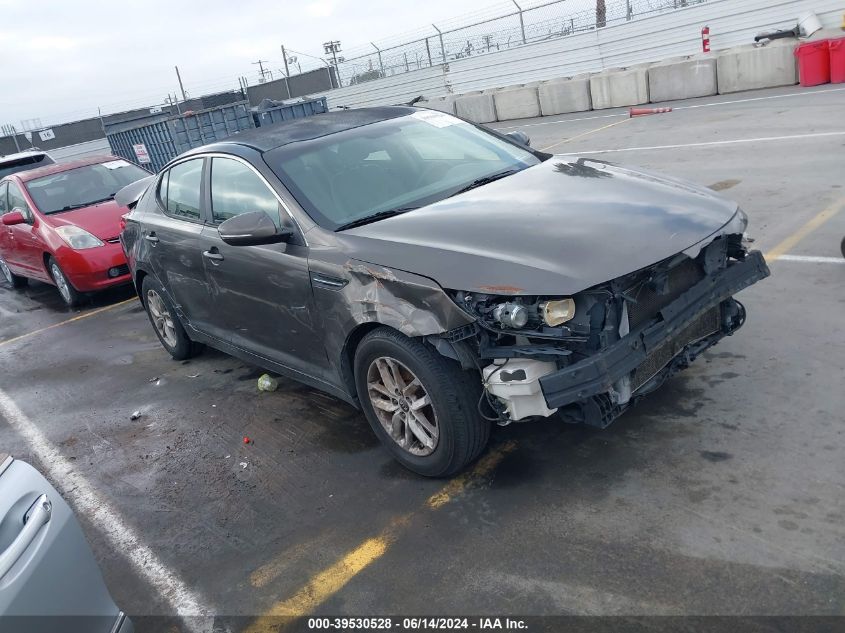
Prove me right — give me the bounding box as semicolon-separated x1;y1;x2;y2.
189;106;418;155
11;155;128;183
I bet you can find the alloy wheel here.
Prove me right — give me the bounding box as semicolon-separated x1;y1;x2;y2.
50;262;72;304
146;289;178;348
366;356;439;456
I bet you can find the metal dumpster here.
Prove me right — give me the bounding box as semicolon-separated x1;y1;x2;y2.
106;101;255;172
252;96;329;127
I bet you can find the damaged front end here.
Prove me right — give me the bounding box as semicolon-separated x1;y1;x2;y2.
441;226;770;428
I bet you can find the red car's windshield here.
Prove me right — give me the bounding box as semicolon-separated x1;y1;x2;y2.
25;160;150;214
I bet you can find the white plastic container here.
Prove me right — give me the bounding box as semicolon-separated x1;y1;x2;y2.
483;359;558;421
797;11;822;38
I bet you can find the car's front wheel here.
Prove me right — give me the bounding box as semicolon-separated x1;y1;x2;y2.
0;256;27;289
354;327;490;477
141;276;202;361
48;257;83;306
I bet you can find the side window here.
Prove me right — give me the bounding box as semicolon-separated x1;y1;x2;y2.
7;183;33;222
210;158;281;226
163;159;203;220
0;183;7;215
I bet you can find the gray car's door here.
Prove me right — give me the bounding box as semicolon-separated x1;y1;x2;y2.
143;158;217;336
0;456;130;633
199;156;329;376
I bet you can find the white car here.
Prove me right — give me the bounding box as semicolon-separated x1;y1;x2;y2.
0;151;55;179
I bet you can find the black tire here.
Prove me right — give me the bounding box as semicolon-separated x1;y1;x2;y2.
354;327;490;477
48;256;84;307
841;236;845;259
0;256;27;289
141;275;203;361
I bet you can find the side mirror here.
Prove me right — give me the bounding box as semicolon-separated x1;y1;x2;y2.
1;210;26;226
218;211;292;246
505;130;531;147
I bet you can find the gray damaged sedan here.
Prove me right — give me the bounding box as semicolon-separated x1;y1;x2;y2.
120;107;770;476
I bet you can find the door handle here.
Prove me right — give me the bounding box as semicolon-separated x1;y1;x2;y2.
0;494;52;580
144;233;160;244
202;249;224;262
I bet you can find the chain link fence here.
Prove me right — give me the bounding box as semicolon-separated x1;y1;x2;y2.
334;0;709;86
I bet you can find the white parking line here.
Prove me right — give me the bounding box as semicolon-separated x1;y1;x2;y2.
777;255;845;265
0;388;212;632
493;86;845;130
559;131;845;155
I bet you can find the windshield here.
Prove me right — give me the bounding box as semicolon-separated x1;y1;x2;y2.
25;160;151;214
0;153;54;178
264;112;542;230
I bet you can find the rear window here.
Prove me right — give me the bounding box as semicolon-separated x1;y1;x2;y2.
25;160;150;214
0;153;54;179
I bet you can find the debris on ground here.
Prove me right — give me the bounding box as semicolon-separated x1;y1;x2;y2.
257;373;279;392
148;376;158;382
130;410;142;420
243;436;251;444
239;461;248;469
186;373;201;378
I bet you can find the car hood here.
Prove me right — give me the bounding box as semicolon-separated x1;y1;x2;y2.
338;157;739;295
42;199;126;241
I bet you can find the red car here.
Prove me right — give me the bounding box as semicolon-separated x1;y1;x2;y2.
0;155;150;306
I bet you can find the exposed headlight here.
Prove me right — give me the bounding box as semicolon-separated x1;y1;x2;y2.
540;298;575;326
55;226;104;249
492;302;529;329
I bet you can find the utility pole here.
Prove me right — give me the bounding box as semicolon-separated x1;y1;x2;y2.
371;42;384;75
323;41;342;86
252;59;271;82
281;44;290;77
174;65;187;101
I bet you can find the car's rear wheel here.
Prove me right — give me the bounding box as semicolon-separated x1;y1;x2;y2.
141;276;202;361
354;327;490;477
48;257;83;307
0;256;27;289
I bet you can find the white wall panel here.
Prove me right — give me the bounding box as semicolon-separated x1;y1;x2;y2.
317;0;844;109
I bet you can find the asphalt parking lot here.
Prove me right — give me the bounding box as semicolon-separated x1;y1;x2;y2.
1;85;844;631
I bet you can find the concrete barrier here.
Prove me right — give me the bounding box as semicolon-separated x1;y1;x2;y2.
716;39;798;94
420;95;457;114
455;92;497;123
590;66;650;109
538;75;592;115
492;86;541;120
648;55;718;102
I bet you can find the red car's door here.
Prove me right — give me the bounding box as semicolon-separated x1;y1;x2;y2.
0;182;11;261
5;182;45;276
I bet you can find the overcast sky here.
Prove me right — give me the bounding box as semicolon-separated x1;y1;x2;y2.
0;0;523;128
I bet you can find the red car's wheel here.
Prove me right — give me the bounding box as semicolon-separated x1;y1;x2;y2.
0;256;27;289
48;257;83;307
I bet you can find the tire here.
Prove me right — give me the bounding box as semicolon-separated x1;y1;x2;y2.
48;257;84;307
354;327;490;477
0;256;27;289
841;236;845;259
141;275;203;361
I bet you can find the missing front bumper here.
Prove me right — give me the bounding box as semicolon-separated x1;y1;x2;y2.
539;250;770;411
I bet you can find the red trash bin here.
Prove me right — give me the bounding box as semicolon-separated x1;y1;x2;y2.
795;40;830;87
830;39;845;84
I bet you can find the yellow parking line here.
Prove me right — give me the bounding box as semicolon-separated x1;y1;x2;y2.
0;298;135;348
245;441;516;631
764;196;845;263
540;118;631;152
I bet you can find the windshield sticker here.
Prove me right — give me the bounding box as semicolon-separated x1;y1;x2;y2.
102;160;129;170
411;110;460;128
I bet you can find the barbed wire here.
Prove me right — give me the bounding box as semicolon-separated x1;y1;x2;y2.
335;0;708;86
